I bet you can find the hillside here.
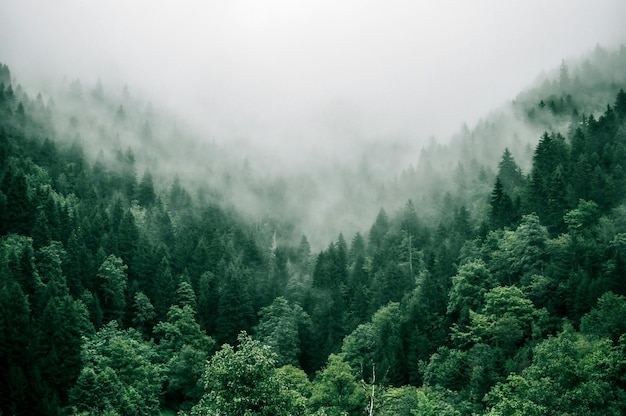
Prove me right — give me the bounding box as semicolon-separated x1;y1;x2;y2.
1;45;626;415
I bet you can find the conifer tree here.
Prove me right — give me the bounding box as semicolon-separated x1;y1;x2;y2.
98;254;128;323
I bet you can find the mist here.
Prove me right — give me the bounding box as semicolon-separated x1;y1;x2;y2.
3;1;626;156
2;0;626;248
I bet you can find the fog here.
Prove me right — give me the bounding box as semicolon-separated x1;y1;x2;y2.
2;1;626;248
3;1;626;158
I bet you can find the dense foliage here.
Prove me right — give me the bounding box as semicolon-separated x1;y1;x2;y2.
1;47;626;415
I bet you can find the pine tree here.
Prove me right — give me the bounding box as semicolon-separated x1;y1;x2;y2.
97;255;128;323
496;148;525;196
489;177;515;230
215;261;254;345
137;169;156;206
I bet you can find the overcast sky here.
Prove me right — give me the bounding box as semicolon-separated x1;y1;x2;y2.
2;0;626;149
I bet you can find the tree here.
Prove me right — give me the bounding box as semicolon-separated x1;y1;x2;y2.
169;175;192;211
527;132;569;233
0;281;34;415
563;199;602;273
310;354;367;416
370;302;406;385
497;148;525;196
459;286;543;354
580;291;626;344
379;385;461;416
97;254;128;323
153;255;176;320
137;169;156;206
484;325;626;415
276;365;312;411
615;88;626;117
131;291;156;337
422;346;470;392
68;322;162;415
196;271;218;334
154;304;215;410
1;167;34;235
447;260;496;325
116;209;139;267
116;147;137;201
254;296;312;367
296;234;312;267
2;234;41;297
489;177;515;230
369;208;389;252
37;293;93;407
215;260;255;345
187;332;304;416
489;214;549;287
342;322;376;381
154;304;214;358
175;276;197;310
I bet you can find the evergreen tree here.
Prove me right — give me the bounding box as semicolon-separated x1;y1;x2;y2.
310;354;367;415
369;208;389;253
496;148;525;196
131;291;156;337
0;281;34;415
1;167;34;235
137;169;156;206
188;332;304;416
97;254;128;323
37;293;93;407
215;260;255;345
489;177;515;229
69;322;162;415
254;296;312;368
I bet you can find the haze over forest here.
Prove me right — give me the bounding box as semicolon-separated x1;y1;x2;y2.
2;2;626;415
3;0;626;147
3;0;626;247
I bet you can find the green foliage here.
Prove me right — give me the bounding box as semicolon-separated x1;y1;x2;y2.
188;332;304;416
456;286;544;353
175;278;197;310
484;326;626;415
137;169;156;206
276;364;313;400
69;322;163;415
448;260;496;324
488;214;549;287
38;293;93;402
497;148;525;196
215;259;255;345
254;296;312;367
343;303;408;385
310;354;367;416
131;291;156;336
153;304;215;408
489;177;517;230
423;346;470;392
379;385;461;416
2;54;626;415
154;304;214;354
580;291;626;343
0;280;33;414
97;254;128;323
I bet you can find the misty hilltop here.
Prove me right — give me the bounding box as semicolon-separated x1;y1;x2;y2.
2;21;626;416
5;45;626;249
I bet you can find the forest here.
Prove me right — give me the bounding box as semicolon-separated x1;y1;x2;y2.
1;45;626;415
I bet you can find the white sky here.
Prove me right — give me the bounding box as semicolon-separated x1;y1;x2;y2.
2;0;626;148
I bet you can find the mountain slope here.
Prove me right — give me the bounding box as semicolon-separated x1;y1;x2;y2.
0;45;625;414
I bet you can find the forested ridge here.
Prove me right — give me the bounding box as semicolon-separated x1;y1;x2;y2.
1;46;626;415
